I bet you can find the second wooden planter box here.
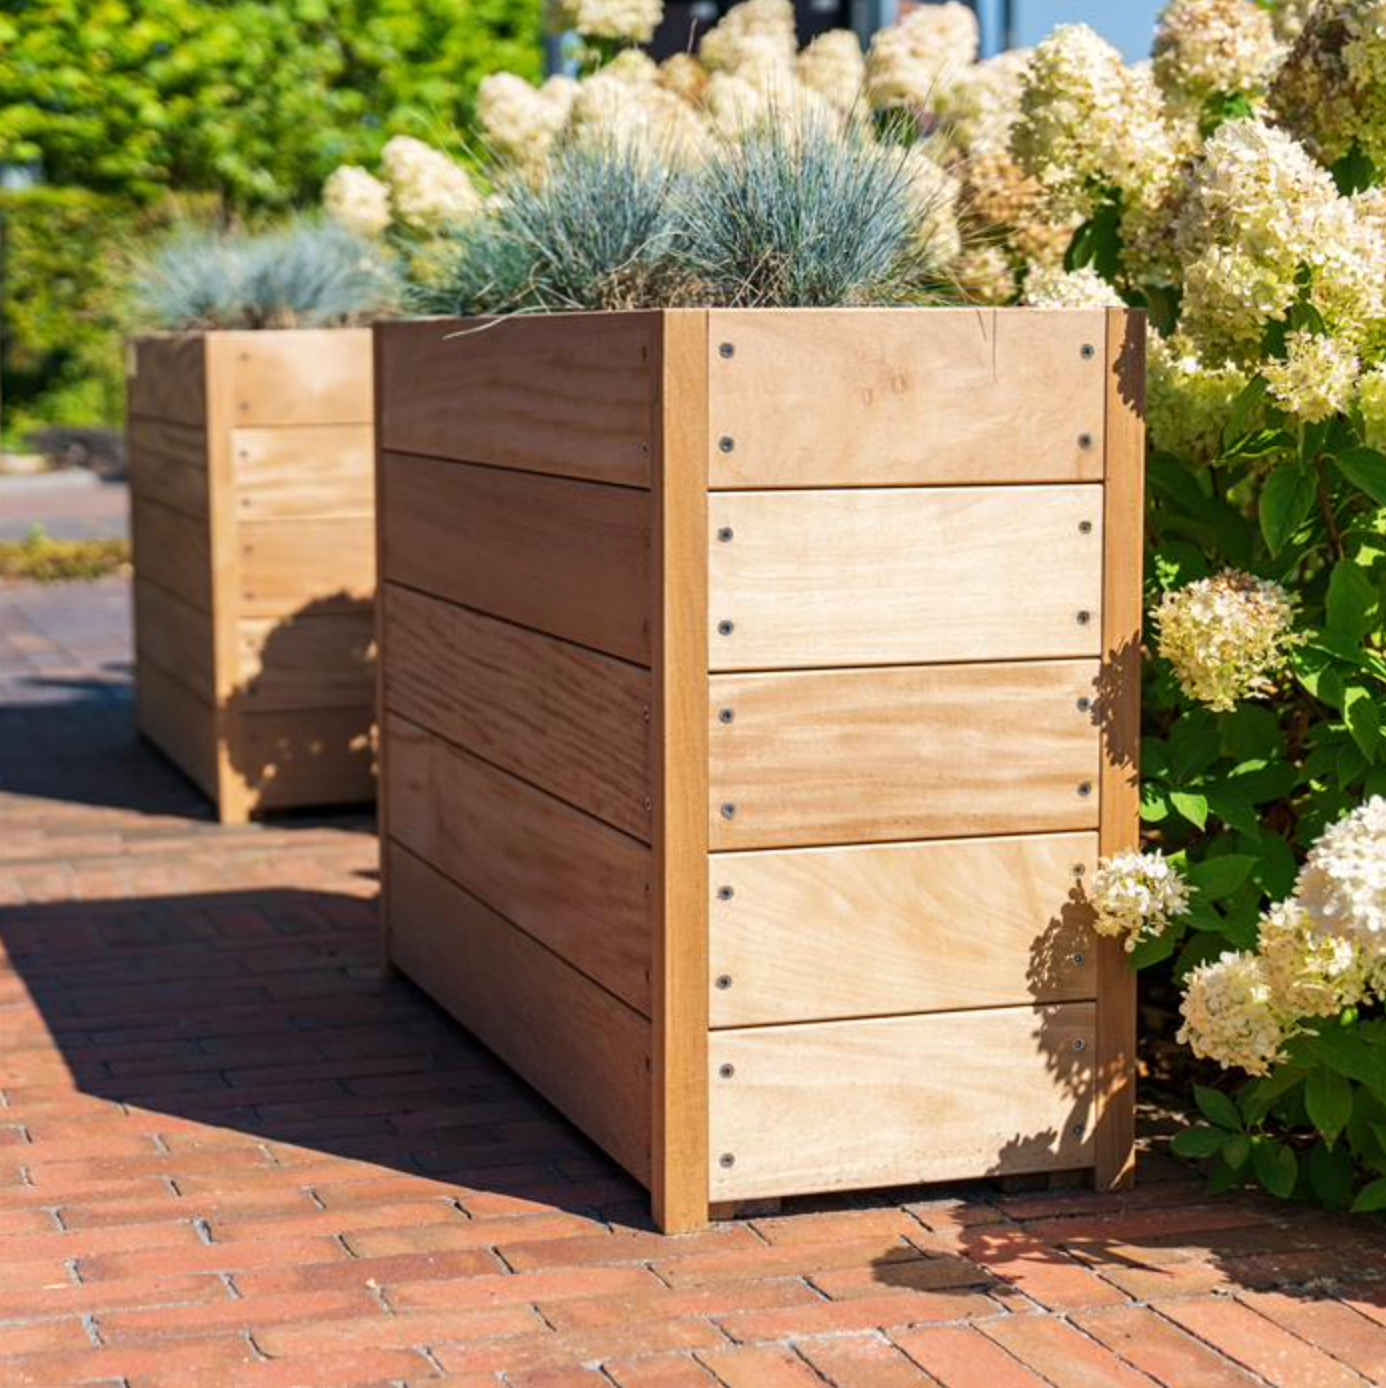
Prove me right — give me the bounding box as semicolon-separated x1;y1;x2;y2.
376;307;1144;1231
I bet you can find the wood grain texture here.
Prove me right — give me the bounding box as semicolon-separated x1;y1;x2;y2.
651;309;711;1232
388;843;652;1182
237;519;375;618
706;309;1106;487
374;322;394;966
232;425;373;520
223;329;372;426
708;1003;1096;1200
708;486;1103;669
381;584;652;840
130;495;212;614
126;418;209;517
381;452;651;664
387;713;652;1013
709;833;1099;1026
235;613;375;712
708;661;1102;850
236;706;375;809
377;314;656;486
1094;308;1145;1191
133;580;214;703
128;335;206;426
135;657;217;799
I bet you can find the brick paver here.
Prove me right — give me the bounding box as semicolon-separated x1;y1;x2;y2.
1;574;1384;1388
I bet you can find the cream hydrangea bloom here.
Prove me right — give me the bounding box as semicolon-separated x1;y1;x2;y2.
933;48;1031;156
569;67;711;163
865;1;980;111
551;0;663;43
1179;949;1289;1076
1296;797;1386;952
1147;332;1250;464
1023;265;1123;308
954;243;1018;304
795;29;865;113
1089;850;1192;952
699;0;796;74
321;165;392;238
478;73;577;169
1156;570;1300;711
1263;330;1361;422
658;53;710;105
1258;899;1369;1020
380;137;482;232
901;146;962;265
1152;0;1283;108
1357;362;1386;448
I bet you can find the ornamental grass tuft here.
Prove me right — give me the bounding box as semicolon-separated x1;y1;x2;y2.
130;217;401;331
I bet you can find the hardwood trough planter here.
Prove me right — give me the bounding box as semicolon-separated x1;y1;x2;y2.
127;330;376;824
376;307;1145;1232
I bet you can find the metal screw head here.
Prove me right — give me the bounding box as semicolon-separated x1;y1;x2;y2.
719;802;737;820
719;1152;736;1168
717;526;734;543
1077;781;1093;798
717;619;735;637
1081;343;1096;360
1071;952;1086;967
719;342;735;359
718;708;735;725
718;1063;735;1079
715;974;733;990
1076;609;1092;626
1073;1038;1088;1053
1078;519;1093;535
718;435;736;454
1078;432;1094;450
1071;1123;1086;1138
1073;863;1086;877
1076;696;1092;713
716;885;734;901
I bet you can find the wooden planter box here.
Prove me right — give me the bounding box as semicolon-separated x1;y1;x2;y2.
376;308;1144;1231
127;330;376;823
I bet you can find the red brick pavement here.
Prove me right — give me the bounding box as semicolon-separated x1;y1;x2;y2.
1;576;1384;1387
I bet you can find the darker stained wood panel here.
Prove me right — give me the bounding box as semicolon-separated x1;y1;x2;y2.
128;336;206;426
380;452;653;666
126;418;210;518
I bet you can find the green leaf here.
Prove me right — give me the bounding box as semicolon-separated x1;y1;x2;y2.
1259;463;1317;555
1220;706;1283;763
1351;1176;1386;1213
1308;1141;1356;1210
1222;1131;1252;1170
1332;140;1379;196
1344;684;1382;762
1129;925;1181;971
1252;1140;1299;1198
1306;1067;1355;1147
1224;375;1269;446
1309;1027;1386;1101
1170;790;1210;829
1249;831;1298;899
1186;855;1256;901
1227;758;1300;805
1326;561;1379;644
1195;1085;1243;1131
1241;1066;1307;1126
1204;787;1260;836
1335;446;1386;507
1172;1125;1226;1159
1141;783;1172;823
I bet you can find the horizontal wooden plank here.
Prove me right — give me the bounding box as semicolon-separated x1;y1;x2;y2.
127;417;209;517
128;335;205;426
133;580;213;703
382;585;651;840
707;309;1106;487
130;496;212;614
377;314;656;486
381;452;651;664
235;706;375;810
708;661;1101;849
221;329;372;426
710;832;1098;1026
709;1003;1095;1200
708;486;1103;669
235;613;375;712
238;519;375;618
232;425;374;520
135;655;217;800
386;714;651;1014
387;843;651;1182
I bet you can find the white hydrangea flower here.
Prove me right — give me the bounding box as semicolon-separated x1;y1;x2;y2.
658;53;709;105
933;48;1031;155
1263;330;1360;422
477;73;577;169
1152;0;1283;108
699;0;797;74
321;165;391;238
865;1;980;111
795;29;865;113
1357;361;1386;448
1156;570;1300;711
953;242;1018;304
569;69;711;164
551;0;664;43
1147;332;1251;464
1296;797;1386;950
1258;898;1369;1020
1089;850;1192;952
1271;0;1320;41
1022;265;1124;308
380;137;481;232
901;145;962;265
1179;949;1289;1076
